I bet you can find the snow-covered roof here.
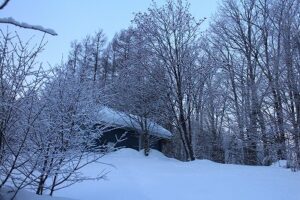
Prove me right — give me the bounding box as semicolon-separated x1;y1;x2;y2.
97;107;172;139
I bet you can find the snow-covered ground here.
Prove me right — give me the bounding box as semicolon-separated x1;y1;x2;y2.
0;187;73;200
5;148;300;200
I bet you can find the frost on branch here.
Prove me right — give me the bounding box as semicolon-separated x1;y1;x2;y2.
0;17;58;36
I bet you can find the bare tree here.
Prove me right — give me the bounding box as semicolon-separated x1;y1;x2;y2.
106;28;169;156
132;0;205;161
0;31;48;199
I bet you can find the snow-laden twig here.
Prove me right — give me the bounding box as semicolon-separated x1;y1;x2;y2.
0;17;57;36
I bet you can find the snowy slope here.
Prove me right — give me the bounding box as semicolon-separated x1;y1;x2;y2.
48;148;300;200
0;187;73;200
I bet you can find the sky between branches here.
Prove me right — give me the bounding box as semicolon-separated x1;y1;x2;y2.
0;0;219;67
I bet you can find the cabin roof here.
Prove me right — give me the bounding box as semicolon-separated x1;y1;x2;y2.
97;106;172;139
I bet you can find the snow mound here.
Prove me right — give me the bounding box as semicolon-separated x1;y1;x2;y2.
0;187;74;200
271;160;288;168
107;147;142;158
105;148;167;162
7;149;299;200
53;148;300;200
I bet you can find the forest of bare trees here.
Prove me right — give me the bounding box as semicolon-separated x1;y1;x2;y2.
98;0;300;169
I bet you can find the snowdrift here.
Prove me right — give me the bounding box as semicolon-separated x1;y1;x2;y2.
3;148;300;200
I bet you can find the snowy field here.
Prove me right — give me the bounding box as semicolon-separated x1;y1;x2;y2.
5;148;300;200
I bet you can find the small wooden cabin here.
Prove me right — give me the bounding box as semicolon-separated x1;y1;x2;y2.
95;107;172;152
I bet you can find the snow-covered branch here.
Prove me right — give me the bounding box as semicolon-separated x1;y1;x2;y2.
0;17;57;36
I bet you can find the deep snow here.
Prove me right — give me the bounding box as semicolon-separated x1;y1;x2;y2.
0;187;72;200
4;148;300;200
56;149;300;200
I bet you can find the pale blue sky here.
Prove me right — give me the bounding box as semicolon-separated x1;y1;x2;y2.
0;0;219;66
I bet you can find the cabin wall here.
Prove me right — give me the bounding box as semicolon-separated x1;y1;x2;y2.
96;127;167;152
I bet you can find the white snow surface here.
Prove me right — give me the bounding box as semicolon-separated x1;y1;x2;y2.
98;106;172;139
5;148;300;200
52;148;299;200
0;187;73;200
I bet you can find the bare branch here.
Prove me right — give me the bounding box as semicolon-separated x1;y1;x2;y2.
0;0;10;9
